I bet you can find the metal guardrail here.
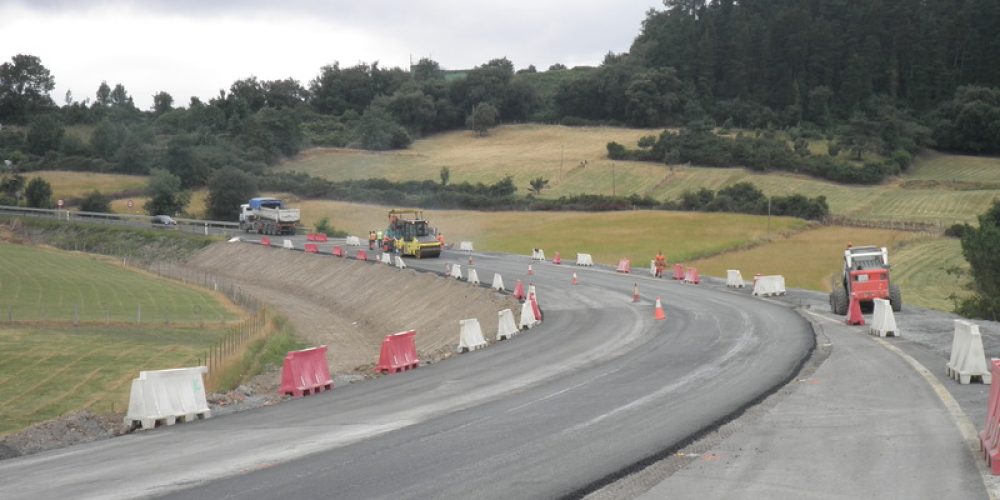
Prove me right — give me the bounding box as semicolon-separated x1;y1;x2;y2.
0;205;242;237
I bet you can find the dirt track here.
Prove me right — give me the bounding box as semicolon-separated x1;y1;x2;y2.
186;243;519;374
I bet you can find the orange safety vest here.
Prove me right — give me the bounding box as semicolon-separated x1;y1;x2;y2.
655;254;667;269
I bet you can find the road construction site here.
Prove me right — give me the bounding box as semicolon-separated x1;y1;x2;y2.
1;233;999;499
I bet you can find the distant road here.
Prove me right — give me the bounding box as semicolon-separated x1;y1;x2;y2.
0;204;240;237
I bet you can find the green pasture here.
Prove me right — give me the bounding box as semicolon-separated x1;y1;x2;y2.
0;325;225;435
0;243;234;323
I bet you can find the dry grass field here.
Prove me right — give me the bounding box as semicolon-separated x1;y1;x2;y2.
28;171;146;200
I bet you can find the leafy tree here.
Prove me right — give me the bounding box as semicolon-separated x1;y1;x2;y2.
548;63;567;71
24;177;52;208
0;172;25;205
25;114;64;155
79;190;111;213
114;134;150;174
353;105;411;150
263;78;309;109
152;91;174;114
0;54;55;124
528;177;549;194
95;81;111;106
959;200;1000;320
143;168;190;216
412;58;444;82
206;166;258;220
110;83;133;108
439;166;450;186
91;118;125;160
161;136;208;188
467;102;498;136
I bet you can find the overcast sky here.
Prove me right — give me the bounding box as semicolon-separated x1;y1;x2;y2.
1;0;663;110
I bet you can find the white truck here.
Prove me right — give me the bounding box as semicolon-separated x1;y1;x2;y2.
239;197;300;235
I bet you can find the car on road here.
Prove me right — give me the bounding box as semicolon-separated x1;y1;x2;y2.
151;215;177;227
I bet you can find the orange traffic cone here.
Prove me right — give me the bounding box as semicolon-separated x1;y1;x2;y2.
572;272;578;285
654;297;667;321
528;264;534;276
632;283;640;303
846;295;865;325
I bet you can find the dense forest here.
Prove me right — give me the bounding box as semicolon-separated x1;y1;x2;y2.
1;0;999;214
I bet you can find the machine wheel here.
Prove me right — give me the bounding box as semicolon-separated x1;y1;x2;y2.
830;286;848;315
889;284;902;312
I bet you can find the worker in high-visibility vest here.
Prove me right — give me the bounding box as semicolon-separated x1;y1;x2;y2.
654;250;667;278
368;231;376;250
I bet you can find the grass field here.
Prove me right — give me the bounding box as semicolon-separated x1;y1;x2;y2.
0;243;235;323
891;237;972;311
278;124;1000;225
0;325;225;435
28;171;147;200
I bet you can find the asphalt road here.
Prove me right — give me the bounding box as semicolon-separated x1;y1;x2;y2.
0;239;814;499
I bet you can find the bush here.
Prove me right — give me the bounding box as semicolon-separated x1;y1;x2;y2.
945;223;969;238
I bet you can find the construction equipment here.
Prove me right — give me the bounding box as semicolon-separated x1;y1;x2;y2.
385;209;441;259
239;197;300;235
829;245;901;315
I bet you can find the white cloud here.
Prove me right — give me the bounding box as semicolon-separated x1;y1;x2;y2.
0;1;660;109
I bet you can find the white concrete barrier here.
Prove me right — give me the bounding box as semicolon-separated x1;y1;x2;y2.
576;253;594;266
282;239;294;250
726;270;745;288
948;320;992;384
380;253;392;265
468;268;480;285
449;263;463;280
459;241;474;251
394;255;407;269
519;300;538;330
125;366;211;430
497;309;518;341
345;236;362;246
650;260;656;276
457;318;487;353
869;299;899;337
531;249;546;261
752;275;786;296
492;273;505;291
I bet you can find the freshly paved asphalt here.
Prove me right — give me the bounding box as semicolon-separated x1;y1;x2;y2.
0;239;813;499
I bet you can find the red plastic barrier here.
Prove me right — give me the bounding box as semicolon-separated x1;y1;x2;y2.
306;233;317;241
376;330;420;374
529;293;542;322
846;295;865;325
304;243;319;253
616;258;631;273
979;360;1000;474
356;250;368;261
684;267;701;284
553;252;561;265
280;345;333;398
672;264;684;280
315;233;328;242
261;236;271;247
332;246;344;257
513;280;526;301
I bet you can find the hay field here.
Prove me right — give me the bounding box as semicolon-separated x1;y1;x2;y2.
28;171;146;200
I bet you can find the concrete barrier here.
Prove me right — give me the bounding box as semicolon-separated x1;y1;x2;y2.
449;263;463;280
650;260;656;276
869;299;899;337
376;330;420;374
531;248;546;261
752;275;786;296
497;309;518;341
395;255;407;269
125;366;210;431
519;300;538;330
380;253;392;265
492;273;505;291
726;270;745;288
280;345;333;398
459;241;474;251
282;239;294;250
468;268;480;284
948;320;992;384
576;253;594;266
345;236;361;246
457;318;487;353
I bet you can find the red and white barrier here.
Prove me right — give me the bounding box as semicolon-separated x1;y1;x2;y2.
356;250;368;261
683;267;700;284
345;236;362;246
979;360;1000;474
380;253;392;265
376;330;420;374
125;366;210;430
726;270;745;288
513;280;526;301
672;264;684;280
531;249;546;261
492;273;505;291
497;309;518;341
529;292;542;322
304;243;319;253
260;236;271;247
616;258;631;273
282;239;294;250
519;300;538;330
752;275;786;296
869;299;899;337
553;251;562;265
948;320;992;384
457;318;487;353
576;253;594;266
332;246;344;257
280;345;333;398
459;241;474;251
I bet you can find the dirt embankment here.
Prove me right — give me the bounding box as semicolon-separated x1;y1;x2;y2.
186;243;520;373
